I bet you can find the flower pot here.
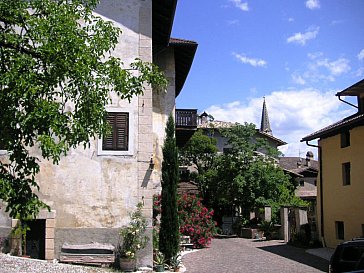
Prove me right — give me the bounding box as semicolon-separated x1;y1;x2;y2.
154;264;164;272
119;257;136;272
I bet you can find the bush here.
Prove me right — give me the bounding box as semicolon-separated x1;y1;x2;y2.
153;193;217;249
178;194;217;248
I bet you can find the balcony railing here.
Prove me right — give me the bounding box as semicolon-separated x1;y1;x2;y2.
175;109;197;128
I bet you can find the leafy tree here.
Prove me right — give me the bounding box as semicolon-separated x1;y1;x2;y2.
0;0;167;220
216;123;305;219
179;129;218;200
159;115;179;262
187;123;305;223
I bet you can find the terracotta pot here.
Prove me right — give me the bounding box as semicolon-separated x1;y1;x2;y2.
119;257;136;272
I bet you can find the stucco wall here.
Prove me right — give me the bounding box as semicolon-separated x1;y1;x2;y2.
152;48;176;190
319;125;364;248
0;0;156;266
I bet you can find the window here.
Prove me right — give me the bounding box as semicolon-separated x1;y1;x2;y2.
299;180;305;187
314;180;317;186
102;112;129;151
341;131;350;148
98;110;133;156
342;162;351;186
336;221;345;240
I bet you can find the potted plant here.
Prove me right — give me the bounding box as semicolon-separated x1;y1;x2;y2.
153;251;165;272
259;220;275;240
118;203;149;272
169;254;182;272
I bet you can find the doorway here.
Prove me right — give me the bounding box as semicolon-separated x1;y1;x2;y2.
25;219;46;259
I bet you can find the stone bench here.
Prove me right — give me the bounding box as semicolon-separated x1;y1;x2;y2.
60;242;115;267
180;236;194;251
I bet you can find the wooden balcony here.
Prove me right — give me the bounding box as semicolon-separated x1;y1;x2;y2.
175;109;197;147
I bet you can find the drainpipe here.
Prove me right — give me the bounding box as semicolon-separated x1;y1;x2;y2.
305;141;324;245
337;96;358;109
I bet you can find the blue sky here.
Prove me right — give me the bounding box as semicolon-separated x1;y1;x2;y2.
172;0;364;157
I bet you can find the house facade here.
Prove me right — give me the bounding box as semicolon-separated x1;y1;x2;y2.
0;0;197;267
279;152;319;239
198;99;286;155
302;79;364;248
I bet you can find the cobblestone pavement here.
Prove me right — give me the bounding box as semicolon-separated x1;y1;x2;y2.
182;238;329;273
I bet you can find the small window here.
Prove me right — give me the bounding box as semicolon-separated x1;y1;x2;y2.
342;162;351;186
299;180;305;187
341;131;350;148
314;180;317;186
103;112;129;151
336;221;345;240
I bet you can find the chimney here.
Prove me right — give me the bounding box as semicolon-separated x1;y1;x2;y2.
305;151;314;167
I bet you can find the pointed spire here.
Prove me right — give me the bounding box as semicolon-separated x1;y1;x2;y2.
260;97;272;135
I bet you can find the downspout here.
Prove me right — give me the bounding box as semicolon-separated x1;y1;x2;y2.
306;140;325;245
337;96;358;109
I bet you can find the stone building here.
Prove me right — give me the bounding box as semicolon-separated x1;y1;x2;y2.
279;152;319;238
0;0;197;268
198;98;286;156
302;78;364;248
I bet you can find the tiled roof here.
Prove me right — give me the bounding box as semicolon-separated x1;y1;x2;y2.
199;120;286;146
168;38;198;97
296;189;317;198
301;113;364;141
257;130;287;145
336;78;364;97
169;38;197;45
279;157;319;171
198;120;236;129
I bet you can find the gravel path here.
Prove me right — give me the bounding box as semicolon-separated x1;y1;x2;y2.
0;254;116;273
182;238;329;273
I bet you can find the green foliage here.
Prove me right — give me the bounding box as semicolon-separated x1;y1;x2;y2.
169;254;181;270
179;129;218;200
118;203;149;260
0;0;167;220
153;251;165;266
159;115;179;261
201;123;304;222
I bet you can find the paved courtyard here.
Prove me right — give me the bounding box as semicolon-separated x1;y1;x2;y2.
182;238;329;273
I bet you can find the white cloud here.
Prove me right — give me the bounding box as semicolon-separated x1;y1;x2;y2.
305;0;320;10
204;89;354;157
358;48;364;60
316;58;350;76
293;54;351;84
233;53;267;67
292;74;306;85
229;0;249;11
287;26;319;46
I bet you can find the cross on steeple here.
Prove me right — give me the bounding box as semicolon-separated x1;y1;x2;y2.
260;96;272;135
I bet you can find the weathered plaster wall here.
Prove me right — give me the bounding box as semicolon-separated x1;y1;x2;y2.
1;0;155;266
318;125;364;248
152;48;176;190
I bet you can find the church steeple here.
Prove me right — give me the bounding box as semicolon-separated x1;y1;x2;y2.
260;97;272;135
